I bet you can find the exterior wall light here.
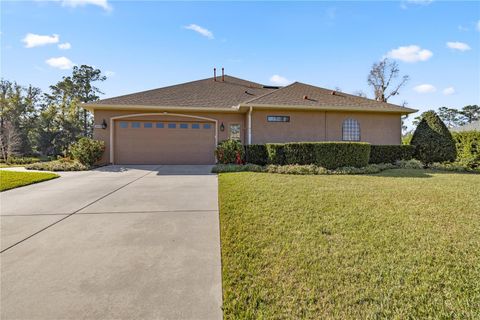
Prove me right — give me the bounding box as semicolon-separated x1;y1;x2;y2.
220;122;225;132
102;119;108;129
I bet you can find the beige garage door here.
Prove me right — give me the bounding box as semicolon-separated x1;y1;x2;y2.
114;120;215;164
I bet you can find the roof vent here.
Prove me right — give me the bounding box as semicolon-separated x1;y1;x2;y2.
303;95;308;100
331;91;336;95
213;68;216;81
222;67;225;82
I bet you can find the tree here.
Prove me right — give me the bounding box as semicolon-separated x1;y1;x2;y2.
460;105;480;123
410;111;457;164
437;107;462;128
367;58;409;102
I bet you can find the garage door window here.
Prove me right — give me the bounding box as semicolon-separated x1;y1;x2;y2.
180;123;188;129
203;123;212;129
168;123;176;129
119;121;128;128
192;123;200;129
156;123;164;128
132;122;141;128
144;123;153;128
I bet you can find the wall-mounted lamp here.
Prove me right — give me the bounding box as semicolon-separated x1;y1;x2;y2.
220;122;225;132
101;119;108;129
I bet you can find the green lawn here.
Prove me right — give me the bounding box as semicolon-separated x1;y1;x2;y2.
219;169;480;319
0;170;59;191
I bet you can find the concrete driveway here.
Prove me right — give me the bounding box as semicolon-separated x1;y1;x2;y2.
0;165;222;320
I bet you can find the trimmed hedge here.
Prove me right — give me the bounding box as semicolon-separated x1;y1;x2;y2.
245;145;268;165
266;144;286;165
283;142;371;169
215;139;244;164
70;137;105;166
369;145;415;164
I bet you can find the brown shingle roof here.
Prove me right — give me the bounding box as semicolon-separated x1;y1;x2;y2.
88;76;417;114
244;82;417;113
92;75;275;109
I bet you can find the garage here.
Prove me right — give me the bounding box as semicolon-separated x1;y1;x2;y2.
114;119;216;164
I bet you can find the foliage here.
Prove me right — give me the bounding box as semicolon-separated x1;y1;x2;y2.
395;159;424;169
244;144;268;165
265;143;286;165
0;170;59;192
367;58;409;102
452;131;480;168
283;142;371;169
401;132;413;145
2;156;41;165
69;137;105;166
369;145;415;164
25;158;89;171
215;139;244;164
436;105;480;128
211;164;264;173
410;111;457;164
219;171;480;319
430;161;480;173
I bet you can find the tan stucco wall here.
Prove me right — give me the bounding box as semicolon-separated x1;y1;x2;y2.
251;109;401;145
93;108;402;164
93;109;246;164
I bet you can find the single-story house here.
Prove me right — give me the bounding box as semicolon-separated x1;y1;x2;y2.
83;71;417;165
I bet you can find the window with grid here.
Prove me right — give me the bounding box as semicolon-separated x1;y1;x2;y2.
342;118;360;141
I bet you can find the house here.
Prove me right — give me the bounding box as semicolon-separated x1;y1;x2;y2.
83;70;417;165
451;120;480;132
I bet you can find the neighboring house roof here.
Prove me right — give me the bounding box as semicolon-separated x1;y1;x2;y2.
85;75;417;114
451;120;480;132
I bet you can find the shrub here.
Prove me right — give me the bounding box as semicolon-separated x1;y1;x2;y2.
395;159;424;169
25;158;88;171
452;131;480;168
410;111;457;164
245;145;268;165
369;145;415;164
266;143;286;165
283;142;371;169
3;157;41;165
215;139;244;164
430;161;479;173
212;164;264;173
70;138;105;166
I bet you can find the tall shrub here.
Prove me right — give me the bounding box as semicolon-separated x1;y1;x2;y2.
69;137;105;166
266;144;286;165
215;139;244;164
452;131;480;168
245;144;268;165
411;111;456;164
284;142;371;169
369;145;415;164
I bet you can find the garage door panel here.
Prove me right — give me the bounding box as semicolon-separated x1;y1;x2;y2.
114;121;215;165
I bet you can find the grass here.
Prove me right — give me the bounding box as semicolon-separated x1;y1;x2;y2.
219;169;480;319
0;170;59;191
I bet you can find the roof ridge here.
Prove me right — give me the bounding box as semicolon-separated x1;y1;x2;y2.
243;82;299;105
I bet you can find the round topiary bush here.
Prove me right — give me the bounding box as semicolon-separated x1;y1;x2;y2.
410;111;457;164
69;137;105;167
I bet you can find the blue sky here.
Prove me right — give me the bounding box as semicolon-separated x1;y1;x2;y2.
1;1;479;127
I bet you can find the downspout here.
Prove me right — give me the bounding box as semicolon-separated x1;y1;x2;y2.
248;106;253;145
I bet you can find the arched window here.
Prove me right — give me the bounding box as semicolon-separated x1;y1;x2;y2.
342;118;360;141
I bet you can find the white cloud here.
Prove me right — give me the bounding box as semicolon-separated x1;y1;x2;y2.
184;24;214;39
45;56;74;70
443;87;455;95
22;33;59;48
105;70;115;77
446;41;471;51
61;0;111;11
58;42;71;50
269;75;291;86
386;45;433;63
414;84;436;93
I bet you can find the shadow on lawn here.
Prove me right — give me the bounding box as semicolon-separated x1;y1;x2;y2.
369;169;433;178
